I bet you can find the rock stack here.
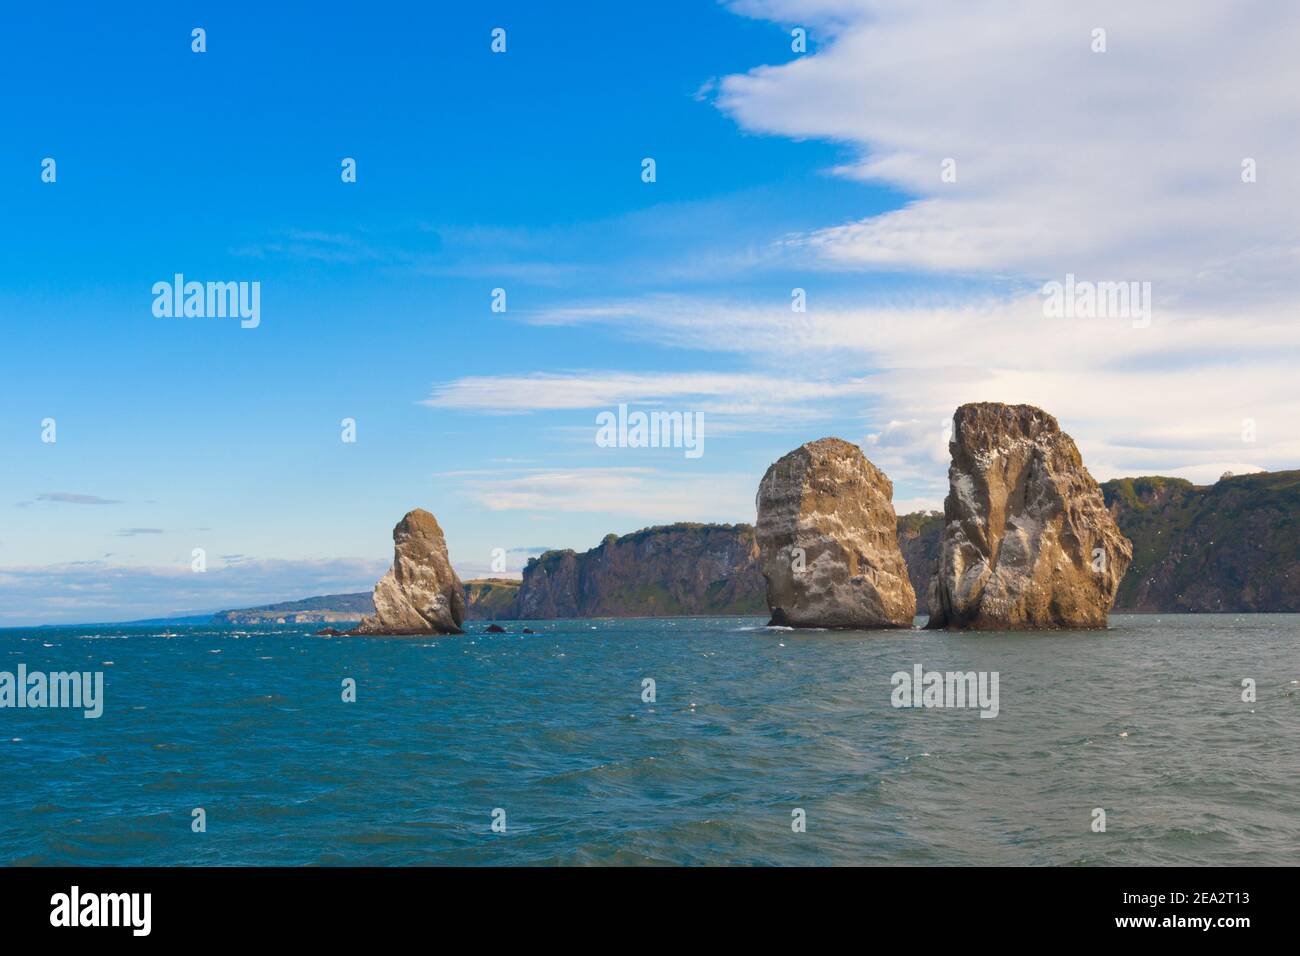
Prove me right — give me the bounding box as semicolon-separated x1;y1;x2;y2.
927;403;1132;629
755;437;916;628
349;509;466;635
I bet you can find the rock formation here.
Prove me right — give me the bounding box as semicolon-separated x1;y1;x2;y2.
511;524;764;619
214;592;374;625
349;509;466;635
217;463;1300;627
462;578;522;620
927;403;1132;629
897;511;945;615
1102;470;1300;612
514;550;583;618
755;437;916;628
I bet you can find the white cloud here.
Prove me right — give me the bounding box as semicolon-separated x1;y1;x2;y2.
717;0;1300;307
422;1;1300;515
466;290;1300;492
445;466;757;523
423;369;878;433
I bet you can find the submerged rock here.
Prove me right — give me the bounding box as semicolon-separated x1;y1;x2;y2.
485;624;506;633
755;437;916;628
349;509;466;635
927;403;1132;629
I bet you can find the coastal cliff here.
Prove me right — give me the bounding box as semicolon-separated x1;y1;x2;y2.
214;592;373;624
510;523;764;619
1102;470;1300;611
896;511;944;616
463;578;522;620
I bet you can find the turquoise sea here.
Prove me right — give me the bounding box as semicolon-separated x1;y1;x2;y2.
1;615;1296;865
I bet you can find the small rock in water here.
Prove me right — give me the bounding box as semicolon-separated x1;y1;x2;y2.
485;624;506;633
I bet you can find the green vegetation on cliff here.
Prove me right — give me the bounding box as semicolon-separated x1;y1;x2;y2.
513;522;765;619
462;578;522;620
1102;470;1300;611
214;592;373;624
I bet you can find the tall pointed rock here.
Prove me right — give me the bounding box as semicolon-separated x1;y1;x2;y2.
350;509;466;635
927;403;1132;629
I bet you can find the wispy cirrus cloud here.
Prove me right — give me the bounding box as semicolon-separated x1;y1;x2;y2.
445;289;1300;486
19;492;124;507
439;465;757;523
229;187;808;290
422;369;879;434
716;0;1300;308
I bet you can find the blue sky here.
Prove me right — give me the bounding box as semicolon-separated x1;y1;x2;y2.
3;1;1298;624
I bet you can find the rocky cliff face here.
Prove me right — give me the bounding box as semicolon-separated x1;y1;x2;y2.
350;509;466;635
755;438;915;628
927;403;1132;629
463;578;522;620
896;511;944;615
514;550;583;618
511;524;764;619
1103;471;1300;611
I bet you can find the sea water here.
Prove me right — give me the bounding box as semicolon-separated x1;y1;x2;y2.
1;615;1296;865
